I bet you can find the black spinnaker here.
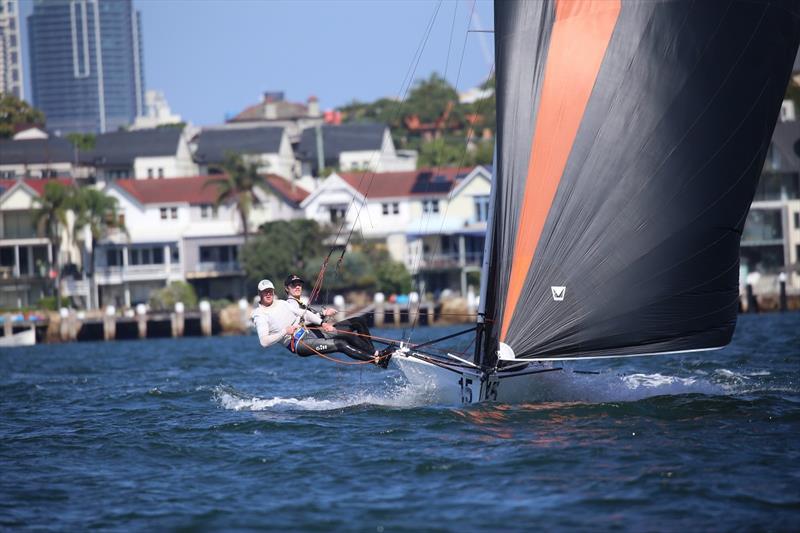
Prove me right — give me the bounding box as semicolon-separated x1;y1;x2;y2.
479;0;800;364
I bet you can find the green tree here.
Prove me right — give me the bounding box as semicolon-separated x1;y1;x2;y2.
403;72;462;125
418;137;467;167
33;181;74;308
240;219;328;289
0;94;46;138
148;281;198;311
72;188;125;309
375;261;412;295
206;153;270;242
66;133;96;151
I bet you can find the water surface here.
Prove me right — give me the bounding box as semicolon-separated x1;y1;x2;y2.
1;313;799;530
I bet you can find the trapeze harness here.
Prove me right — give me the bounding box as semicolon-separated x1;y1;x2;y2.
286;297;376;362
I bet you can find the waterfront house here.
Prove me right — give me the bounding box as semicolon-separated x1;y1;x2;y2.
742;115;800;291
82;127;198;181
96;173;307;306
300;166;491;295
0;178;80;308
193;126;296;179
295;123;417;176
0;129;78;179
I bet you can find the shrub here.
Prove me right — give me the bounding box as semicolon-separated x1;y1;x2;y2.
148;281;198;311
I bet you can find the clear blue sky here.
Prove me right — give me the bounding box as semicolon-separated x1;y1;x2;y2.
19;0;494;127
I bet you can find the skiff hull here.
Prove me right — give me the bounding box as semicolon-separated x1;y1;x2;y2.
392;350;563;405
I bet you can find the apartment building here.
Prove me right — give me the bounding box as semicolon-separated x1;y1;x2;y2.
28;0;145;134
0;0;23;98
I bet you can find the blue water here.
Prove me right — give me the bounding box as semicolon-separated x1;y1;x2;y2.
1;313;799;531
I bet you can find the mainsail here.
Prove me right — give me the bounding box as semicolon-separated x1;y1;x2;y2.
480;0;800;363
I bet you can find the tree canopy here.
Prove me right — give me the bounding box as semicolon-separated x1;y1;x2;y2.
0;94;46;139
338;71;495;168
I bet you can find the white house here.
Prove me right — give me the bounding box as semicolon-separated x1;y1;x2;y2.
193;126;296;179
301;166;492;295
0;178;83;308
97;173;308;306
82;127;198;181
295;123;417;176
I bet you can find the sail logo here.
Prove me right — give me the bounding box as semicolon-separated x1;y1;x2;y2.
551;286;566;301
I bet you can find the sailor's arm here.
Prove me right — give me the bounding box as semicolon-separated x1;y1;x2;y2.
253;314;286;348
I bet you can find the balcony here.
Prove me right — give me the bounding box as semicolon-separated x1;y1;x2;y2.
414;252;483;270
186;261;244;279
95;263;181;284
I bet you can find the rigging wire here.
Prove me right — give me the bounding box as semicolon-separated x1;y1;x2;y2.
405;0;497;343
306;0;444;310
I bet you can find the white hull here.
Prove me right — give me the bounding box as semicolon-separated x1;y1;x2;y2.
392;349;564;405
0;327;36;348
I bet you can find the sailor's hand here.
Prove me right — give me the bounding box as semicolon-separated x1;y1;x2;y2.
322;307;337;317
321;323;335;333
285;325;299;335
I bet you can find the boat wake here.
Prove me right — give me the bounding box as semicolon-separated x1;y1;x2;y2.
212;365;786;412
212;379;430;412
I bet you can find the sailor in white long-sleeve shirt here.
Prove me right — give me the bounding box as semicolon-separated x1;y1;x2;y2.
251;278;387;364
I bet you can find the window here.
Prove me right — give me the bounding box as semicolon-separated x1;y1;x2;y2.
160;208;167;219
170;207;177;219
382;203;389;215
106;249;122;267
170;245;180;264
147;168;153;179
794;212;799;229
0;171;15;178
423;199;440;214
199;245;239;264
329;207;347;223
158;168;164;178
393;203;399;215
129;246;166;266
474;195;490;222
200;204;215;219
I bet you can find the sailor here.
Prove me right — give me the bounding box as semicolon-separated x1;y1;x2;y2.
283;273;381;360
251;278;390;366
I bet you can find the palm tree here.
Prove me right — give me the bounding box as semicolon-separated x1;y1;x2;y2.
72;188;125;309
33;181;74;309
206;153;270;242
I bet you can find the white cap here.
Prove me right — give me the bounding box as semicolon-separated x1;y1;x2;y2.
257;279;274;292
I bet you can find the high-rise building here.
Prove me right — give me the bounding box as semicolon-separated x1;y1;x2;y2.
28;0;144;134
0;0;24;99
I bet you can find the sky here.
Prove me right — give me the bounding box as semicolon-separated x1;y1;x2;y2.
18;0;495;127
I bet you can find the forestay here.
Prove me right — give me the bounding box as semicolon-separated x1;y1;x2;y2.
480;0;800;363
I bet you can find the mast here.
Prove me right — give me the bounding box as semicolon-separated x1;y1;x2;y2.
474;146;498;367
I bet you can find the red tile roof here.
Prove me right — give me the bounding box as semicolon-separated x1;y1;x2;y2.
339;167;472;199
114;174;307;206
0;178;76;197
115;175;221;205
264;175;309;206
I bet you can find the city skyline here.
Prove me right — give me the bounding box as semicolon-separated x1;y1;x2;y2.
16;0;494;128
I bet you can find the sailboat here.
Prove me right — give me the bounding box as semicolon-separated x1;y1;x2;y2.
389;0;800;404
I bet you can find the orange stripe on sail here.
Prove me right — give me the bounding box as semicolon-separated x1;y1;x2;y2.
500;0;621;341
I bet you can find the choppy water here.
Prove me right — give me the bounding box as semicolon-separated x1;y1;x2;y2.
1;313;799;531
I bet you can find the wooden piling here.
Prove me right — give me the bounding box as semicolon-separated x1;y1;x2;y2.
393;303;401;327
746;284;759;314
374;293;385;328
779;273;788;312
59;308;69;341
173;302;186;337
199;301;211;336
136;304;147;339
103;306;116;341
333;295;346;323
3;313;11;338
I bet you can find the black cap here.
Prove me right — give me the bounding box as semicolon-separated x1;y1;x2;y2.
284;274;304;287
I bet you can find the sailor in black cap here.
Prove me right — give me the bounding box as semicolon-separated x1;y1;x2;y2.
283;273;392;367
